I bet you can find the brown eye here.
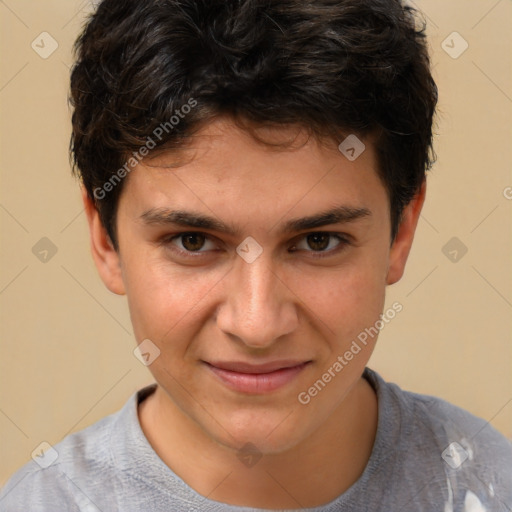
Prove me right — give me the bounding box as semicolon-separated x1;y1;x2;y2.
290;232;350;258
180;233;207;251
306;233;331;251
162;232;217;256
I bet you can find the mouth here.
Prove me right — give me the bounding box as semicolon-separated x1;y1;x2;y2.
203;360;312;394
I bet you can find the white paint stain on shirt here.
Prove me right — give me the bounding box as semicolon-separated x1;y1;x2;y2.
464;490;487;512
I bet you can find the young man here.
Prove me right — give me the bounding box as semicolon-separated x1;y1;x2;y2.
1;0;511;510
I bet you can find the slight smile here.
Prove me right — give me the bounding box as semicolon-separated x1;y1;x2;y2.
203;360;313;394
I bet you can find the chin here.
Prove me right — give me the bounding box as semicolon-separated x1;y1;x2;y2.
210;411;306;456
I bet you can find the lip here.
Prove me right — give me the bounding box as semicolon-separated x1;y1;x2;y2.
204;360;312;394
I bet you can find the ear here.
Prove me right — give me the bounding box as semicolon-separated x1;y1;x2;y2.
81;187;126;295
386;179;426;285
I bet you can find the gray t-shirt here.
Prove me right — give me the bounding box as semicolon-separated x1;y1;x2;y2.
1;367;511;511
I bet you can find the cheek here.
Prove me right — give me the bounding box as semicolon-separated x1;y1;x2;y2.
122;251;225;345
290;255;388;344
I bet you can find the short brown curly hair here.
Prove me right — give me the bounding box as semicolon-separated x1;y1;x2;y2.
69;0;438;250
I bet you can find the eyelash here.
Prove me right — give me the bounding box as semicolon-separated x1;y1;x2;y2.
160;232;351;259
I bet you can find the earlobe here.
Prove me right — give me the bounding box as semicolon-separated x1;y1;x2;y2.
386;179;426;285
81;187;126;295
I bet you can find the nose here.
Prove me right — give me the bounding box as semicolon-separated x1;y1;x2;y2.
215;250;299;350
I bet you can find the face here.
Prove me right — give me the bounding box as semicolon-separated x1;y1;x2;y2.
85;116;424;454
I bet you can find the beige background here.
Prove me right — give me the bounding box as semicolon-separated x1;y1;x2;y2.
1;0;511;487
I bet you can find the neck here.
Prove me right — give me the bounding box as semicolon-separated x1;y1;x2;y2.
138;376;378;509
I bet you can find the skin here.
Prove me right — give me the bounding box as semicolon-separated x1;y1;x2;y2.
83;115;425;509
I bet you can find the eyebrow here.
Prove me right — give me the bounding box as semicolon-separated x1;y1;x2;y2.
140;205;372;236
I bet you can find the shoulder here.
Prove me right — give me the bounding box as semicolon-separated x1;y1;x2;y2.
401;383;512;465
407;389;512;509
0;392;134;511
367;368;512;509
367;367;512;460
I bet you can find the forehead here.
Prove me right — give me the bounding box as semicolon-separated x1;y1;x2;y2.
118;116;388;229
